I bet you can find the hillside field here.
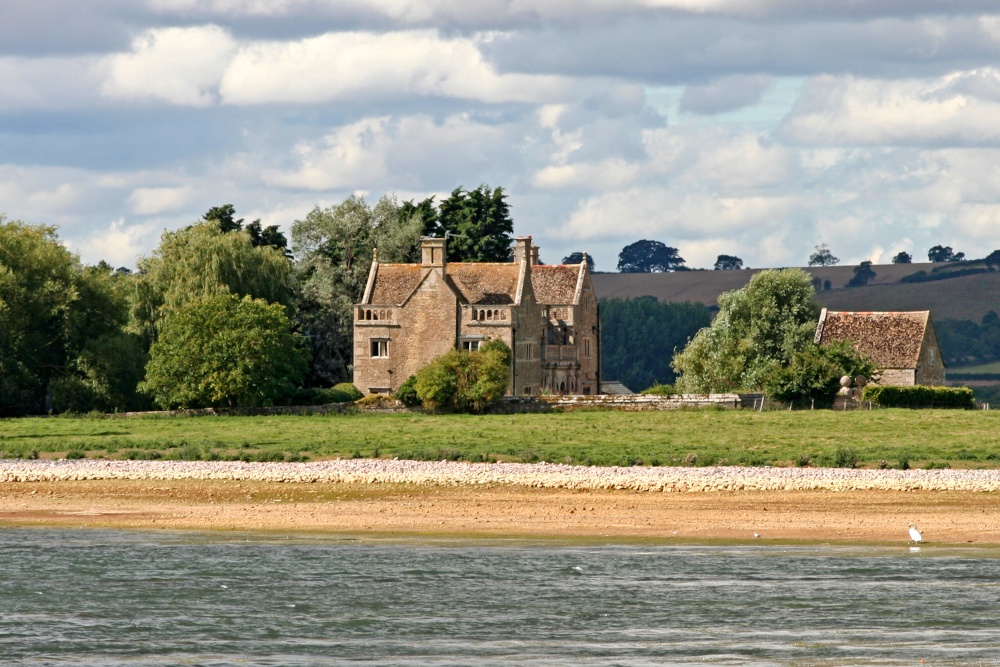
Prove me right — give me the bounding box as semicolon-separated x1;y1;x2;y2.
3;409;999;469
593;263;1000;322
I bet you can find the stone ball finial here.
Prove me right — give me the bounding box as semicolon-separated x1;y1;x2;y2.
840;375;852;388
854;375;867;388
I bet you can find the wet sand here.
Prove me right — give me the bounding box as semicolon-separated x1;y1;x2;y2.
1;462;999;545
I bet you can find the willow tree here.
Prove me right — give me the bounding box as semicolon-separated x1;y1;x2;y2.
672;268;820;393
130;220;295;343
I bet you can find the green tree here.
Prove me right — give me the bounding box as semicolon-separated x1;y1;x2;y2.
808;243;839;266
203;204;291;257
617;240;686;272
763;340;878;407
599;297;712;391
847;260;876;287
140;294;309;408
413;340;511;413
672;268;820;392
891;251;912;264
131;220;295;343
292;195;423;385
562;252;595;272
0;220;144;415
927;245;965;262
713;255;744;270
436;185;514;262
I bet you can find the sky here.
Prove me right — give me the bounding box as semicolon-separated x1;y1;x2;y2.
4;1;1000;272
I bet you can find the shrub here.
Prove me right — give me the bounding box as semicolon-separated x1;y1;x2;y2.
414;341;511;413
393;375;421;407
65;450;86;460
764;340;878;408
331;383;363;401
896;451;911;470
834;447;859;468
641;383;678;396
862;385;975;409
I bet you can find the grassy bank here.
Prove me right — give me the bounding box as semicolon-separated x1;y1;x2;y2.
2;409;999;469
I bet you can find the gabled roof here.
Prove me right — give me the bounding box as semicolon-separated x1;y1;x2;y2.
364;262;522;306
447;263;520;305
814;309;931;369
368;264;422;305
532;264;582;305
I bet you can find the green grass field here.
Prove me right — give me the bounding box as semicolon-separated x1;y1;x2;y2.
2;409;999;469
949;361;1000;374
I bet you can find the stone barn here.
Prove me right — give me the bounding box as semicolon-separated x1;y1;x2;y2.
813;309;946;386
353;236;601;397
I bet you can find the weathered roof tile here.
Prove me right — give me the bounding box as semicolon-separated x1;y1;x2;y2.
816;310;929;368
532;265;580;305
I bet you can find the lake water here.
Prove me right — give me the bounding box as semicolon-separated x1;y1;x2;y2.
1;528;998;666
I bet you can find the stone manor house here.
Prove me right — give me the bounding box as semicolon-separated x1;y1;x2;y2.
353;236;600;397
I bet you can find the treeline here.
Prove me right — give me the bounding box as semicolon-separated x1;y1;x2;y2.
935;311;1000;368
599;297;712;391
0;186;514;416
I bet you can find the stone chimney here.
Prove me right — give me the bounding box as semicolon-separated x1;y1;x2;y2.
421;236;446;268
530;245;539;266
513;236;533;265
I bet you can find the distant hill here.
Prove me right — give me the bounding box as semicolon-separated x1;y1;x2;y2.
592;262;1000;322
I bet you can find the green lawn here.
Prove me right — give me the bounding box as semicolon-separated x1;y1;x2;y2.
2;409;999;469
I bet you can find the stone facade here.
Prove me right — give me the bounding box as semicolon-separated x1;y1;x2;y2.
814;309;946;386
353;236;600;396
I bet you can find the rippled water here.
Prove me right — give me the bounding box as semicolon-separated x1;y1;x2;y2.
1;529;998;666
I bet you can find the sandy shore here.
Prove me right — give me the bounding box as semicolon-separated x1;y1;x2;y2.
1;460;999;545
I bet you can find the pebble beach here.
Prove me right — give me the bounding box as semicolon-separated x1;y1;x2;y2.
2;458;1000;493
3;459;999;543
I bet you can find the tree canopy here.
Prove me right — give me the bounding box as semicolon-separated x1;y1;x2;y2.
891;251;912;264
436;185;514;263
847;261;876;287
672;268;820;392
807;244;839;267
0;220;145;415
131;218;295;343
928;245;965;262
140;294;309;409
713;255;744;270
562;252;595;272
617;240;686;273
203;204;291;258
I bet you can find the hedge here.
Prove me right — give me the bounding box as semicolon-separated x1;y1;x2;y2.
861;385;976;409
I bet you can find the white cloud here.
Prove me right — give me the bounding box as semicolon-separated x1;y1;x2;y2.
0;56;106;111
128;186;197;215
220;30;574;105
533;159;640;189
262;114;508;190
102;25;237;106
72;218;161;269
782;73;1000;146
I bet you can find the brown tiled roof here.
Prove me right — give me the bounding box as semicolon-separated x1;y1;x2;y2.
368;264;422;305
815;310;929;369
447;263;520;305
532;265;580;305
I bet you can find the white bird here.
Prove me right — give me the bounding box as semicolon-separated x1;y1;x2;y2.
754;532;761;539
908;523;923;543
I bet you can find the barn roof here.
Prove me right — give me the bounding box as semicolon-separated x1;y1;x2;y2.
814;309;931;369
